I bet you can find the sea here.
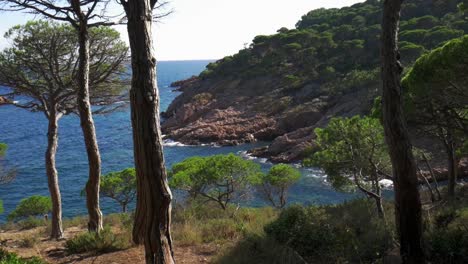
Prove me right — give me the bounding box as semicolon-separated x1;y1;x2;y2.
0;60;357;222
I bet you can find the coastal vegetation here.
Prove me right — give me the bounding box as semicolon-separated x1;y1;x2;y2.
169;154;300;210
98;168;137;213
305;116;390;219
0;0;467;263
0;20;128;239
7;196;51;222
199;0;466;92
402;35;468;198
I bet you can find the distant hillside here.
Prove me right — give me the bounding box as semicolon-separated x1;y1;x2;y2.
162;0;467;162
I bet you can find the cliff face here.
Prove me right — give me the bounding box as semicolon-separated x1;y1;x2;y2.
162;77;376;162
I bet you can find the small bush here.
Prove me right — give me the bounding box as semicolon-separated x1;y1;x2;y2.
171;201;278;246
425;207;468;263
0;248;47;264
215;235;305;264
65;226;132;254
19;234;40;248
8;196;51;221
17;216;47;230
264;199;394;263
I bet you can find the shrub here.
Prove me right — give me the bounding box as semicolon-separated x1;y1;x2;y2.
256;164;301;208
8;196;52;221
169;154;262;210
265;200;394;263
65;226;132;254
0;249;46;264
98;168;136;213
19;234;40;248
16;216;47;230
215;235;305;264
425;207;468;263
171;201;278;246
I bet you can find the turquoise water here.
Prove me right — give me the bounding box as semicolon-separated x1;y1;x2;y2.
0;60;356;221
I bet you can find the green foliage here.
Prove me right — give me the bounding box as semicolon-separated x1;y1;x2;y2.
8;196;52;221
0;249;47;264
169;154;262;210
256;164;301;208
402;35;468;154
402;15;440;30
305;116;390;192
215;235;305;264
99;168;136;212
171;201;277;246
0;142;15;184
400;41;427;64
16;216;47;230
424;188;468;263
195;0;467;100
264;199;394;263
0;20;129;114
65;226;132;254
0;143;7;157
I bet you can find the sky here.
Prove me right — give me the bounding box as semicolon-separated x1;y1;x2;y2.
0;0;363;61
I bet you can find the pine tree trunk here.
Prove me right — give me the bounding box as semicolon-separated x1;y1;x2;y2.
381;0;425;263
446;131;457;197
375;180;385;220
422;153;441;200
46;110;63;239
123;0;175;263
73;8;103;233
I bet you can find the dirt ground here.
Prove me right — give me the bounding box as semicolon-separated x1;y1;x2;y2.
0;227;218;264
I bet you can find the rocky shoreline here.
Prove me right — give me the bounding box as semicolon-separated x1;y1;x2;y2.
162;76;374;162
161;76;468;181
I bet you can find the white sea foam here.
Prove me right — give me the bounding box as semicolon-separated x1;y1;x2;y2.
238;151;270;164
163;139;187;147
379;179;393;188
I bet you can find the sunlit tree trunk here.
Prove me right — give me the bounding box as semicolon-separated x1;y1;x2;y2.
381;0;425;263
45;108;64;239
123;0;175;263
73;0;103;233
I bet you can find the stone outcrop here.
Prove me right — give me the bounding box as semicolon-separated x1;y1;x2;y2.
162;75;468;181
0;96;10;105
162;76;374;161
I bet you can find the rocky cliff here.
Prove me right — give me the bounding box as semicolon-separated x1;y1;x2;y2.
162;76;376;162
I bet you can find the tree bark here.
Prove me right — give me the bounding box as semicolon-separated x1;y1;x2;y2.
445;130;457;197
123;0;175;263
381;0;425;263
375;180;385;220
46;109;64;239
422;153;441;200
72;0;103;233
418;165;436;203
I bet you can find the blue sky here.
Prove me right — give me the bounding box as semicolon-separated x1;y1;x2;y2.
0;0;363;61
